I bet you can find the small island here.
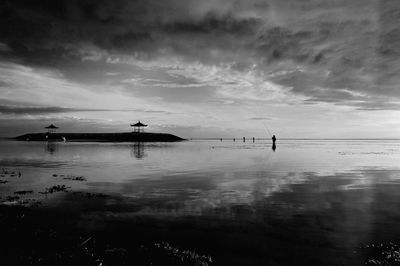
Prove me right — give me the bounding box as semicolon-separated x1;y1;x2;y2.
14;122;185;142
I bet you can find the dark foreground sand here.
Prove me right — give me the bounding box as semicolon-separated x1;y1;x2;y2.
2;164;400;265
0;190;396;266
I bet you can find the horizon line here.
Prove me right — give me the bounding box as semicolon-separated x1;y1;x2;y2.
189;138;400;140
1;135;400;141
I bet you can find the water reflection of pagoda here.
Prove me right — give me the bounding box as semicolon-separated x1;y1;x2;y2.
131;142;146;159
45;142;58;154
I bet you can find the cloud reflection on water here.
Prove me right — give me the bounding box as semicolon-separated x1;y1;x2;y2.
2;140;400;264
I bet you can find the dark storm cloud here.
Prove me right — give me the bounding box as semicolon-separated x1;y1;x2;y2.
1;0;400;111
0;102;175;115
163;12;261;35
259;0;400;110
255;27;314;63
0;0;260;54
0;105;108;115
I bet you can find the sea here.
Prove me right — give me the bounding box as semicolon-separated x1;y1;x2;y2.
1;139;400;265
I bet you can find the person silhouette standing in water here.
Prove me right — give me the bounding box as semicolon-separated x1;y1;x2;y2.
272;135;277;151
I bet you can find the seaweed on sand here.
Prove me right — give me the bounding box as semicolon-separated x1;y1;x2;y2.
14;190;34;195
361;242;400;265
63;176;86;181
149;241;213;266
1;168;22;177
0;203;215;266
39;185;70;194
72;192;108;199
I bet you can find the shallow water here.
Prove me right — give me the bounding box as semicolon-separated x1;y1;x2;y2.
1;139;400;264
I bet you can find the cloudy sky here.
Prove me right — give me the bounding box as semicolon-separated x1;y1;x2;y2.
0;0;399;138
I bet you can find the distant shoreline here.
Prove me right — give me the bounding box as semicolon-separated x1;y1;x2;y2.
4;136;400;141
189;138;400;141
14;132;185;142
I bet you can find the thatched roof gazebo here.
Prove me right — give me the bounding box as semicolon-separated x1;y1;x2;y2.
45;124;59;133
130;121;147;133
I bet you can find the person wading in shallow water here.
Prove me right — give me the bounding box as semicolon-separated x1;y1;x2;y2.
272;135;277;151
